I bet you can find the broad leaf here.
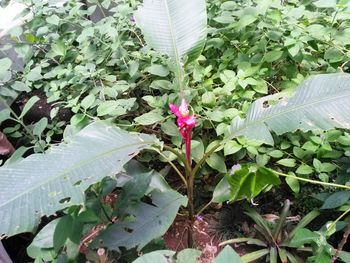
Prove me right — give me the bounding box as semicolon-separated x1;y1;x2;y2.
321;191;350;209
0;122;158;236
134;0;207;64
213;246;244;263
92;189;187;251
133;250;176;263
231;74;350;145
176;249;202;263
26;218;59;262
289;210;320;239
214;166;280;203
288;228;319;248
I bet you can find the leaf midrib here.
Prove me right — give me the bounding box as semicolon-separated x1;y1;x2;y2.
232;89;350;137
105;192;186;248
0;140;155;210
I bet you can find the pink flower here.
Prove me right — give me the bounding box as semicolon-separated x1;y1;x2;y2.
169;98;196;165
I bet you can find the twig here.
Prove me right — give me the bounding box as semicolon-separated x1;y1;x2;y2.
330;220;350;263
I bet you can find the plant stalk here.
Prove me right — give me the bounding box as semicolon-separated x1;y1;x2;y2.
327;206;350;236
331;220;350;263
185;135;195;248
272;170;350;190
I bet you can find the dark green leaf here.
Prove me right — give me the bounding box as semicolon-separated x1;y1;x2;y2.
53;215;73;251
93;190;187;251
321;191;350;209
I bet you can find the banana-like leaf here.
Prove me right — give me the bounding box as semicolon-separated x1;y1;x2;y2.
0;122;159;237
92;189;187;251
134;0;207;64
231;73;350;145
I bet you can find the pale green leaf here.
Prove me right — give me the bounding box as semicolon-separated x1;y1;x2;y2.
288;228;319;247
33;117;48;137
0;122;158;236
296;164;313;175
206;153;227;173
224;140;242;156
0;58;12;74
264;50;283;62
46;15;60;25
146;64;169;77
19;96;40;119
213;246;243;263
230;74;350;145
176;249;201;263
81;94;95;110
135;110;164;125
133;251;175;263
134;0;207;63
286;174;300;194
314;0;336;8
11;81;31;92
277;158;296;168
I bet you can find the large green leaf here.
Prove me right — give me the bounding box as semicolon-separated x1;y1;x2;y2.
213;246;244;263
212;166;280;203
231;74;350;145
132;250;176;263
0;122;158;237
92;189;187;251
134;0;207;64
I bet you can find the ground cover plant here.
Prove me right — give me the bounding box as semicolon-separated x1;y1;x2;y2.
2;0;350;262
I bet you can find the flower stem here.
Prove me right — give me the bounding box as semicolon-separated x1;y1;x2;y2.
185;130;192;166
186;157;195;248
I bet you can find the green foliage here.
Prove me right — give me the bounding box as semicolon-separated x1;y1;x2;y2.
212;165;280;203
133;246;243;262
220;201;320;262
92;189;187;251
213;245;244;263
134;0;207;64
230;73;350;145
3;0;350;260
27;161;184;261
0;122;158;236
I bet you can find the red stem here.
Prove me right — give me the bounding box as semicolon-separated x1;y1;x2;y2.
185;130;192;166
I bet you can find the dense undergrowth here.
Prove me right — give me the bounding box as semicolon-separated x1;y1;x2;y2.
1;0;350;262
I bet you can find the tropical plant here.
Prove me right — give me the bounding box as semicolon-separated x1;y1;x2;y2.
3;0;350;261
132;245;244;263
219;200;320;263
25;160;187;262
